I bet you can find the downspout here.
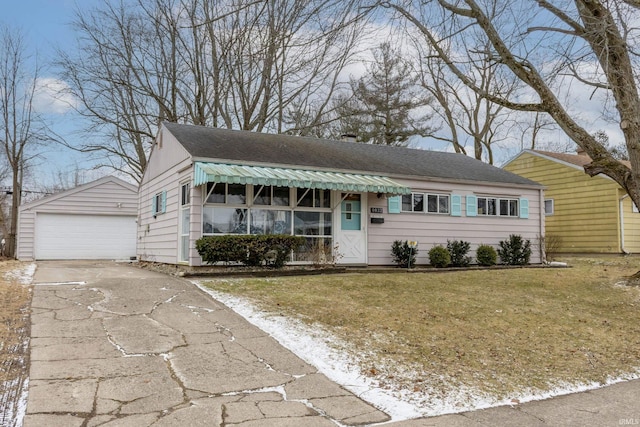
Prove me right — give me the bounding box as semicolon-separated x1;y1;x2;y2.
539;188;546;264
619;194;630;254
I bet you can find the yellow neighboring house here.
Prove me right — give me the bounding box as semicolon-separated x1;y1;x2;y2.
504;149;640;254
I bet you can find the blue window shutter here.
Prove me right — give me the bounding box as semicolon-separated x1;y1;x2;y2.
520;198;529;219
388;195;401;214
451;194;461;216
466;195;477;217
161;191;167;213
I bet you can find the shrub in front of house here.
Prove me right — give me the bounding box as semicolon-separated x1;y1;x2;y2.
446;239;471;267
391;240;418;268
497;234;531;265
476;244;497;266
428;245;451;268
195;235;247;265
196;235;305;268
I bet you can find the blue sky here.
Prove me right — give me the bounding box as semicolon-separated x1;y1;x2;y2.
6;1;79;52
4;0;105;188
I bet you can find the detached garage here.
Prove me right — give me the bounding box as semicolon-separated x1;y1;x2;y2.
17;176;138;261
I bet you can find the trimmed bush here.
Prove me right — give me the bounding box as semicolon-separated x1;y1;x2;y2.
194;235;247;265
497;234;531;265
429;245;451;268
446;240;471;267
391;240;418;268
476;244;497;266
196;235;305;268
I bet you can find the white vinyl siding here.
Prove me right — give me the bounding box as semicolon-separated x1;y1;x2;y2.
138;125;193;265
17;177;138;261
367;179;542;265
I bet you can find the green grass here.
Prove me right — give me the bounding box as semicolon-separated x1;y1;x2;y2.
202;256;640;399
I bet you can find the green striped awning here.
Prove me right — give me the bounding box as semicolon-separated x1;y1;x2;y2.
193;162;411;195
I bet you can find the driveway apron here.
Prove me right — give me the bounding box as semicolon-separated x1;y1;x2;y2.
24;261;390;427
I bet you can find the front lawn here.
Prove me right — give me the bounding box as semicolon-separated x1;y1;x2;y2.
201;256;640;405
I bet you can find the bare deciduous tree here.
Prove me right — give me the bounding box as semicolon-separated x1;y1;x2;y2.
510;111;559;151
0;25;49;257
417;45;515;164
381;0;640;209
58;0;364;182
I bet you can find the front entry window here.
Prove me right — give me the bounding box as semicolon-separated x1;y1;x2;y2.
341;194;361;230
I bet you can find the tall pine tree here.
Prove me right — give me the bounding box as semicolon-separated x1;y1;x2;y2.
337;42;434;146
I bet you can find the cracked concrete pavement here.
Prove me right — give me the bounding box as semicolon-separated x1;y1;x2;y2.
23;261;640;426
24;261;390;426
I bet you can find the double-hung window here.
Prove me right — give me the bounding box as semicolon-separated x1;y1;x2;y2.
402;193;424;212
402;192;449;214
478;196;519;217
152;191;166;216
427;194;450;214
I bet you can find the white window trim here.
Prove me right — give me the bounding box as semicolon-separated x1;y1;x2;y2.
545;199;555;216
179;182;190;263
204;182;249;205
152;191;166;217
202;185;333;236
402;192;451;214
252;185;292;207
477;196;519;217
426;193;451;214
181;182;191;207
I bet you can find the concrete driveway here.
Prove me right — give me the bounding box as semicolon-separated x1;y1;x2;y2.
24;261;389;426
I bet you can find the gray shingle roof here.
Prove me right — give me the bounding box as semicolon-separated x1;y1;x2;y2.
164;122;541;187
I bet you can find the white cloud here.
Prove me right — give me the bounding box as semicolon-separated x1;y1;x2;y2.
33;77;77;114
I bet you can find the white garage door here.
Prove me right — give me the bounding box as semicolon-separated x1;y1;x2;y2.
35;213;137;260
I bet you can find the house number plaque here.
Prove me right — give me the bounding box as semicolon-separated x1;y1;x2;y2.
370;207;383;214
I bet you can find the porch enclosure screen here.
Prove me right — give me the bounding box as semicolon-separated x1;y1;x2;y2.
194;161;410;263
202;183;333;262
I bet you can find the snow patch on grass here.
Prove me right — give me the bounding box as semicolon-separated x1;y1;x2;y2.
194;281;640;422
3;263;36;285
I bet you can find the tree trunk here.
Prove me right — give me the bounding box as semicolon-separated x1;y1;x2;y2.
6;165;20;258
